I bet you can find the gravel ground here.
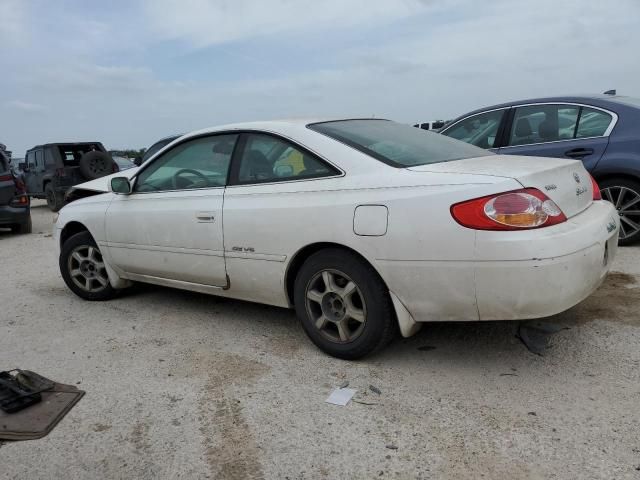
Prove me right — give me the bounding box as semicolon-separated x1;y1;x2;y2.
1;201;639;479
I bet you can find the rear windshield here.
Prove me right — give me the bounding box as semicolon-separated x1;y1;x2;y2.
0;152;8;172
58;144;102;165
309;119;489;167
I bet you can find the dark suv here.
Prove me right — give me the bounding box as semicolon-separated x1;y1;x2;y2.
0;149;31;234
21;142;116;211
439;94;640;245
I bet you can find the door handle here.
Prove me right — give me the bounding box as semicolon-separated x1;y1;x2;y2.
196;212;215;222
565;147;594;159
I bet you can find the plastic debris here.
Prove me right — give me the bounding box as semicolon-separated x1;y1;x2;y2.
325;388;356;406
369;385;382;395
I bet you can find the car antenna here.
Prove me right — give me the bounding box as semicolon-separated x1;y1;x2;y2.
603;89;616;95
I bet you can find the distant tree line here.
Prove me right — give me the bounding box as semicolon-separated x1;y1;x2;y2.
109;148;146;159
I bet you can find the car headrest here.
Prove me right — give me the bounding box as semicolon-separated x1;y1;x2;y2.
515;118;532;137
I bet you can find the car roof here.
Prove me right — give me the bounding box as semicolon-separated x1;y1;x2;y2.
27;142;103;151
181;117;383;138
457;94;640;117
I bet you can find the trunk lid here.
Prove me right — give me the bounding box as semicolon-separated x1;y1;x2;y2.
408;155;593;218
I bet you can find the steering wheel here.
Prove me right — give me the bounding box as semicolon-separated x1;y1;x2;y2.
171;168;208;190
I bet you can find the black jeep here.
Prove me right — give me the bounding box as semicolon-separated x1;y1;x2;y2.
20;142;116;211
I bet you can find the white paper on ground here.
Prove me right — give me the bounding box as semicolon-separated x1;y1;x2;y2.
325;388;356;406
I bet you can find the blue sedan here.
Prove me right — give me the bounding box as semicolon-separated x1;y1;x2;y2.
439;93;640;244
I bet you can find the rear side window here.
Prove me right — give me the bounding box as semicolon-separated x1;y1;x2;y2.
576;107;612;138
58;144;101;165
235;133;337;184
442;110;506;148
508;105;579;146
310;119;489;167
507;104;614;146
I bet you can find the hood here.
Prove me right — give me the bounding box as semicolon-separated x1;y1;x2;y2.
67;167;139;194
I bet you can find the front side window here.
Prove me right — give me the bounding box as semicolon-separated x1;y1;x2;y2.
310;119;489;167
441;110;506;148
134;134;237;192
576;107;613;138
236;133;337;184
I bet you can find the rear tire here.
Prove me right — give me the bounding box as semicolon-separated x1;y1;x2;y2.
45;183;65;212
60;231;117;301
294;248;396;359
11;217;32;234
599;177;640;246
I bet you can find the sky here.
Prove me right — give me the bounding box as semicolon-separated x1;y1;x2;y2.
1;0;639;155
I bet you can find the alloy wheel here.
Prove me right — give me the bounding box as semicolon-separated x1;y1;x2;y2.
304;269;367;343
601;186;640;241
67;245;109;293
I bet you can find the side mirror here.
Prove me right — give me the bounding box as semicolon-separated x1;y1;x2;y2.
133;157;143;166
110;177;132;194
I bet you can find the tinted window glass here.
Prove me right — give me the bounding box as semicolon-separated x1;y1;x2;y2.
57;144;101;165
442;110;505;148
576;107;612;138
508;105;579;146
310;120;489;167
135;134;237;192
237;134;336;183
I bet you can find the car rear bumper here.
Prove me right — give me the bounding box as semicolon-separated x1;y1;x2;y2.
380;200;619;323
0;205;30;226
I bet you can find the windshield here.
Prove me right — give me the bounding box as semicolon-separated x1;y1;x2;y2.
309;119;489;167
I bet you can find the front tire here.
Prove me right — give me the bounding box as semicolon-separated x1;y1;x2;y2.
600;177;640;246
60;231;117;301
294;249;396;359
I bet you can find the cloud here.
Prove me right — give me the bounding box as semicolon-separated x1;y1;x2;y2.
5;100;46;112
1;0;639;155
143;0;436;47
0;0;29;44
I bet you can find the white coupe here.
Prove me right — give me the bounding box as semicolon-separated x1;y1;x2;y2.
54;119;619;359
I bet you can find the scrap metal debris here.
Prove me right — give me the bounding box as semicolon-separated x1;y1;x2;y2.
369;385;382;395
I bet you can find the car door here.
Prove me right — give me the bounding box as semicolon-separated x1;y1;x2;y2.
222;132;342;304
24;151;39;194
497;103;615;171
104;133;238;287
439;108;509;153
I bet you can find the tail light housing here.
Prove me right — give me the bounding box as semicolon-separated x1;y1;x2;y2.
451;188;567;230
10;195;29;207
55;168;66;177
590;175;602;200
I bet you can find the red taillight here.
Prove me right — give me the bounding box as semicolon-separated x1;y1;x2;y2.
451;188;567;230
590;175;602;200
0;174;13;182
14;177;26;193
55;168;66;177
10;195;29;207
